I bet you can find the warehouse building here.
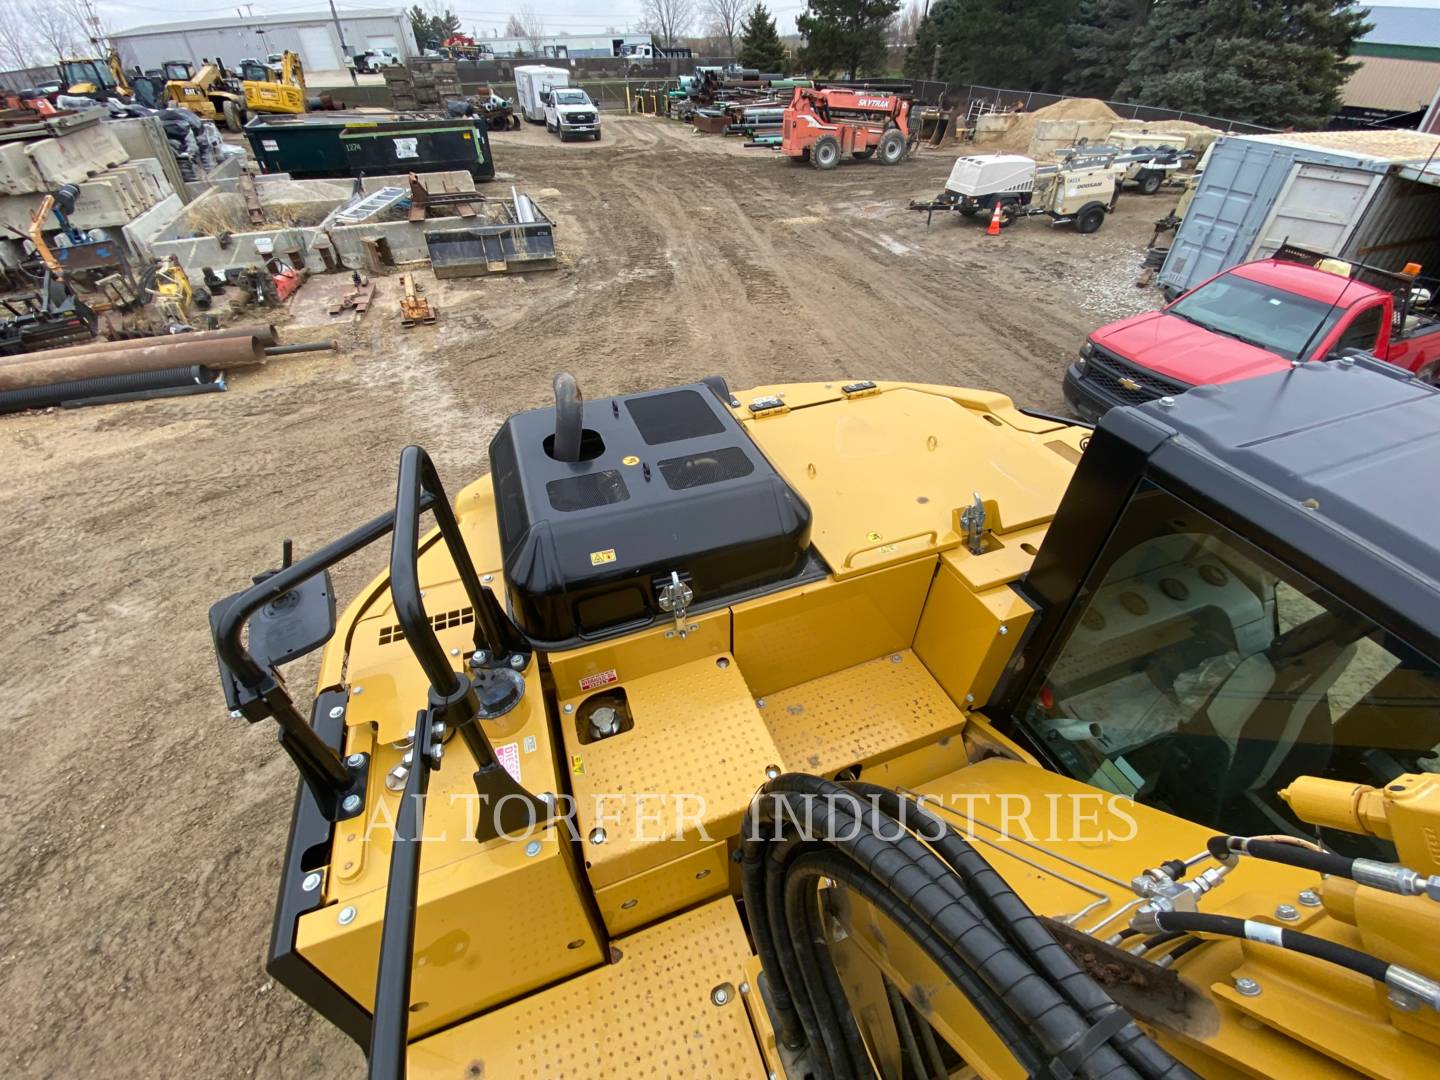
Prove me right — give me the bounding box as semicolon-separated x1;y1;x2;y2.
480;33;656;59
110;10;418;76
1341;5;1440;127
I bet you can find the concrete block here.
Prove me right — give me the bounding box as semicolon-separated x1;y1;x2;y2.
25;124;129;187
0;141;43;195
107;115;190;204
0;192;48;235
124;193;184;263
973;113;1019;145
68;178;142;229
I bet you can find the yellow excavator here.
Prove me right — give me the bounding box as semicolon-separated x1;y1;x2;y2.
210;358;1440;1078
160;60;247;132
57;52;131;101
238;51;307;116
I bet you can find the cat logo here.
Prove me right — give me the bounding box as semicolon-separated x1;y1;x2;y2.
1118;377;1142;392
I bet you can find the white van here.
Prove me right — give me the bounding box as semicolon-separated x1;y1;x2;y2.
514;65;569;123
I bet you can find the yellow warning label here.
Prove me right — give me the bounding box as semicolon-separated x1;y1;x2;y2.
621;455;640;466
590;548;617;565
866;531;882;542
572;755;585;775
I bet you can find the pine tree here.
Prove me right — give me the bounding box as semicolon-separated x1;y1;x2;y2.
1063;0;1150;99
909;0;1079;92
409;6;435;49
1117;0;1372;128
796;0;902;78
739;3;789;71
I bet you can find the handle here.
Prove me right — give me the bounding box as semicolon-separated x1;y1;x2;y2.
842;529;939;568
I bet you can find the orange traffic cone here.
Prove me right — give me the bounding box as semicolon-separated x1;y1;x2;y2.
986;200;1004;236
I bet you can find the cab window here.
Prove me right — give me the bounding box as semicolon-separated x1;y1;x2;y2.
1019;485;1440;858
1334;304;1383;353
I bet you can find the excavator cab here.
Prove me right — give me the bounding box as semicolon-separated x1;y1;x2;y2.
210;358;1440;1079
58;57;126;100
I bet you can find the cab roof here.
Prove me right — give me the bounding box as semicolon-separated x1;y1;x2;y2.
1228;258;1387;307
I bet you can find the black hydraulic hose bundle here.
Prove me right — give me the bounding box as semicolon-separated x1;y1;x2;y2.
740;774;1197;1080
1142;911;1390;983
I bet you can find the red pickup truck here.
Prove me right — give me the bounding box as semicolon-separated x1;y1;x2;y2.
1064;248;1440;421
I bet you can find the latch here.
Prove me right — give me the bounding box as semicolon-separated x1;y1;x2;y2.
959;491;987;555
657;569;693;638
841;380;879;398
748;395;788;417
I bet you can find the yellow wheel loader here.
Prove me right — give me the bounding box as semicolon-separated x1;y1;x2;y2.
210;357;1440;1079
239;51;307;117
58;52;131;102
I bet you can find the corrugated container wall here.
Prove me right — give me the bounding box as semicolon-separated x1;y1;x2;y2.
1158;134;1440;295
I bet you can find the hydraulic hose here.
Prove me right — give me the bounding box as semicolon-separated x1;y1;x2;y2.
1207;835;1440;902
1146;911;1390;982
741;774;1197;1080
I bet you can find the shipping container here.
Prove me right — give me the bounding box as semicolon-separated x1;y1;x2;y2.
513;65;570;124
1159;130;1440;298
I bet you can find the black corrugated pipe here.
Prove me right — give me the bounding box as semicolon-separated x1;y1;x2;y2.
740;774;1198;1080
551;372;583;463
61;380;227;408
0;365;214;415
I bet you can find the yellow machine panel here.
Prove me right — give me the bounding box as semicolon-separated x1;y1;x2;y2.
409;898;766;1079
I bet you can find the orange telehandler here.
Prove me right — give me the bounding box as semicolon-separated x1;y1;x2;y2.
780;85;917;169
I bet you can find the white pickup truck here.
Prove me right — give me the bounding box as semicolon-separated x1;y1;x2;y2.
543;87;601;142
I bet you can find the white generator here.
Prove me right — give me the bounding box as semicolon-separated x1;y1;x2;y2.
514;65;570;123
944;154;1038;198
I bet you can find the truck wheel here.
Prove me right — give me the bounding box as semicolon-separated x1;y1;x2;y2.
223;99;243;133
958;205;979;217
877;129;906;165
1076;203;1106;234
1137;169;1162;195
811;135;841;170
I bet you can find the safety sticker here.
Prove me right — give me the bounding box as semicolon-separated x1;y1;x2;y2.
580;668;618;691
590;548;617;566
523;735;537;754
495;741;521;783
393;137;419;159
261;139;279;151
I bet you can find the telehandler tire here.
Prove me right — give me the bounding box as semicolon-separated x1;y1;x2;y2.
877;129;906;165
811;135;841;170
223;100;244;133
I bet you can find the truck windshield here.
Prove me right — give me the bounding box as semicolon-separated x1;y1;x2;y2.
1019;483;1440;860
1168;275;1338;360
553;90;589;105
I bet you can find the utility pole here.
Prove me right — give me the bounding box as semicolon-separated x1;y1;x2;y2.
329;0;358;84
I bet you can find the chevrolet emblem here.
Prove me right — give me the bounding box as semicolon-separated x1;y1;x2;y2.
1118;377;1142;392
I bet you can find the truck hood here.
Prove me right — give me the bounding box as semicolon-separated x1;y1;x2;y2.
1091;310;1292;385
556;104;594;117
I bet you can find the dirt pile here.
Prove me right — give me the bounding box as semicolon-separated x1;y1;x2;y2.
990;98;1121;154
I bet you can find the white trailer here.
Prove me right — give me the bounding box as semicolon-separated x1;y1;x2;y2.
514;65;570;124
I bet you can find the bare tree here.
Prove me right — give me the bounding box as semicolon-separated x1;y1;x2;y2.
893;1;922;45
0;1;39;70
30;6;82;61
510;4;546;54
640;0;695;49
702;0;746;54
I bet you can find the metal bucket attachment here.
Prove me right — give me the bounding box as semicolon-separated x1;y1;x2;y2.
425;192;558;277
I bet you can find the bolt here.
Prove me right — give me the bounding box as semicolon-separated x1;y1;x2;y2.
431;721;446;740
890;653;902;663
1234;977;1261;997
346;753;365;768
1158;396;1176;408
1298;888;1322;907
341;794;362;814
711;985;731;1006
338;906;356;926
510;654;525;669
301;872;321;892
482;574;494;584
540;792;554;805
450;647;460;657
1338;354;1356;367
385;766;408;792
1274;903;1299;922
589;827;607;845
525;840;541;857
739;982;750;994
329;705;346;719
716;657;730;668
428;744;443;767
351;686;363;696
998;625;1009;636
765;764;781;780
563;703;574;713
470;650;488;667
756;698;766;708
964;693;975;704
229;709;243;719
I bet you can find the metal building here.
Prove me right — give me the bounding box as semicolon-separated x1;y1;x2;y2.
110;10;418;76
1341;5;1440;126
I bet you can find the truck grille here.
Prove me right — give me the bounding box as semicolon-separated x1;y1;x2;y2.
566;112;595;125
1082;348;1189;406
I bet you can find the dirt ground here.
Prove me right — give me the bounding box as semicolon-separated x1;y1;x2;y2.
0;114;1164;1077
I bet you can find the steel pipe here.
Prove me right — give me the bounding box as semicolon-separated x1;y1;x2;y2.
0;324;278;369
0;336;265;391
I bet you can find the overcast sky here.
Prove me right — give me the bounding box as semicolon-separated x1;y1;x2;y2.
93;0;1440;43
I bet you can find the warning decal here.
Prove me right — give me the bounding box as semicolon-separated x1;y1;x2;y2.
495;741;521;783
579;668;618;692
